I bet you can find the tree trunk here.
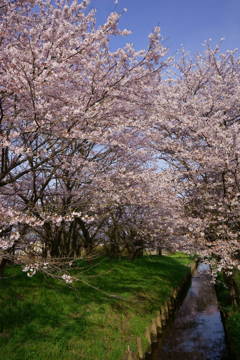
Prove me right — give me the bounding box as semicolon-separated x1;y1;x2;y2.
0;258;8;277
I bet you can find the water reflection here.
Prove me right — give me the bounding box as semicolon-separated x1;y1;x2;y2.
150;263;228;360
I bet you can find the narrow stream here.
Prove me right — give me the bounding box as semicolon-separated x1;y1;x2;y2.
149;263;229;360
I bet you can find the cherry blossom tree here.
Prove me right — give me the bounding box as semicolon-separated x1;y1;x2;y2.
0;0;169;277
151;42;240;272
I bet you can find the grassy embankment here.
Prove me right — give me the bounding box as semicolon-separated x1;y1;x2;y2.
0;254;193;360
216;270;240;359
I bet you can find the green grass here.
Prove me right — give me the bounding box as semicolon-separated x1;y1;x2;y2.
227;271;240;358
216;270;240;359
0;254;193;360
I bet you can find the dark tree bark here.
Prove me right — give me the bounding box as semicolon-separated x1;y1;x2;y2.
0;257;8;277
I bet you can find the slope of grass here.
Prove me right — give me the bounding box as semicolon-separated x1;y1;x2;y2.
0;254;193;360
216;270;240;359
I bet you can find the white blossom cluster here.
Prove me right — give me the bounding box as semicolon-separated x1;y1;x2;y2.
61;274;73;284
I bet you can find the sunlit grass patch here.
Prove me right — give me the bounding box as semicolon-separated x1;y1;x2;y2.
0;254;193;360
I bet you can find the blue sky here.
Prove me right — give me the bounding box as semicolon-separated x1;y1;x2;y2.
90;0;240;55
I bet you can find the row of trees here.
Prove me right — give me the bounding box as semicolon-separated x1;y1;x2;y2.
151;44;240;272
0;0;177;277
0;0;240;277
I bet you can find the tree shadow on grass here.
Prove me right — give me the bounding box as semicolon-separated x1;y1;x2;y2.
73;255;191;309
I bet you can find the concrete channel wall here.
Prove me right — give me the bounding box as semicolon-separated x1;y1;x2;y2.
122;261;198;360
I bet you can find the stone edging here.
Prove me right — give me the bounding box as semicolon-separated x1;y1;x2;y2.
122;261;198;360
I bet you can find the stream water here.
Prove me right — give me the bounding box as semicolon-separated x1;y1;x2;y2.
149;263;229;360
